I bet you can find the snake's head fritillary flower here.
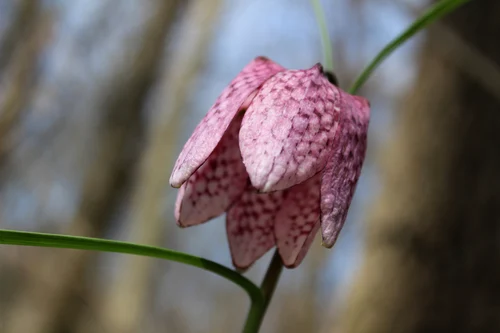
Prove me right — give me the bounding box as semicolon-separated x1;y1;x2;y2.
170;56;370;270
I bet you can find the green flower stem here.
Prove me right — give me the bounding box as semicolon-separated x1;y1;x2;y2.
0;229;263;306
311;0;334;72
242;250;283;333
349;0;471;95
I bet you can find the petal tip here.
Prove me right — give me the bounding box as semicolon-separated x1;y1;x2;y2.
232;261;251;273
321;238;335;249
175;210;189;228
280;253;301;269
282;260;299;269
312;63;323;72
261;181;273;193
176;221;188;228
169;171;184;188
277;250;305;269
255;55;270;62
250;177;282;193
230;250;255;271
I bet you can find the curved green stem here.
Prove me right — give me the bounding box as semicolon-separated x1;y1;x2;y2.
0;229;263;306
242;250;283;333
311;0;334;72
349;0;471;95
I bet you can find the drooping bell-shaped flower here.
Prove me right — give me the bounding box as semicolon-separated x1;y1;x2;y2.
170;56;370;270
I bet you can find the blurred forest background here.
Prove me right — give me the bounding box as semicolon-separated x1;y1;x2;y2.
0;0;498;332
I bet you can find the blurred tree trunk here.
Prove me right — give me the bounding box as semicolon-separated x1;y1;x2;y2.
2;1;178;333
0;0;38;73
337;1;500;333
0;0;47;161
0;1;47;328
99;1;222;332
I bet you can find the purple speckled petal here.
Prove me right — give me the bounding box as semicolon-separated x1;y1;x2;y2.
175;114;247;227
226;186;287;270
320;94;370;248
170;57;285;188
274;174;321;268
239;63;342;192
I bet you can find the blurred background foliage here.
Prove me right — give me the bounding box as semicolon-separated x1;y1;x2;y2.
0;0;498;332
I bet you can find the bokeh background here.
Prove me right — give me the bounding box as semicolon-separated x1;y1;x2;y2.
1;0;499;332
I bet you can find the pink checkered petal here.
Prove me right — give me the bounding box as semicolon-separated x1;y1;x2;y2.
170;57;285;188
239;63;341;192
274;174;321;268
175;114;248;227
320;94;370;248
226;187;287;270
